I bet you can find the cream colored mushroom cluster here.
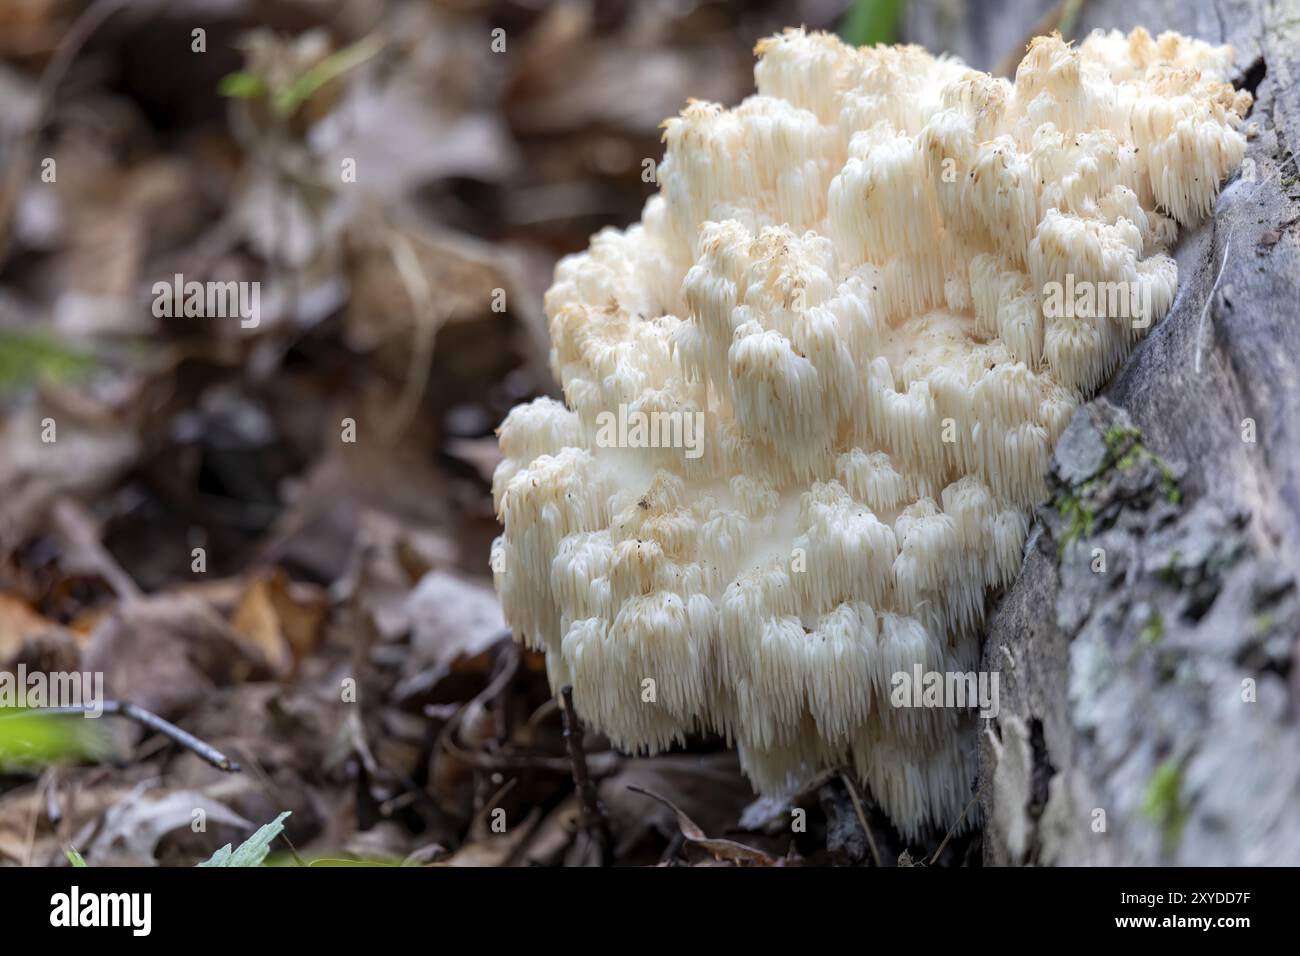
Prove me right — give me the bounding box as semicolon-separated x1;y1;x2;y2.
491;28;1250;837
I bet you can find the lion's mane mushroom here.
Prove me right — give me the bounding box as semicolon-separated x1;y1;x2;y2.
491;28;1250;837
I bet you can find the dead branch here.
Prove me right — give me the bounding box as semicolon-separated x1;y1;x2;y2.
2;701;240;772
559;685;614;866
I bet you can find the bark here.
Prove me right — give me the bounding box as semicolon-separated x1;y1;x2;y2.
938;0;1300;864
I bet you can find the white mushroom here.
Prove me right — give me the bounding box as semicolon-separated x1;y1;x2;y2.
492;27;1250;838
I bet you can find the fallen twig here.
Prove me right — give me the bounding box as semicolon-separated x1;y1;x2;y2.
839;771;883;867
560;685;614;866
381;223;446;442
929;794;980;866
1;701;240;772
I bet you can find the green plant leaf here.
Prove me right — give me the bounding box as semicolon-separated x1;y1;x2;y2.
218;70;269;100
0;709;97;768
66;847;87;868
0;330;96;393
198;811;291;867
840;0;905;47
271;35;384;118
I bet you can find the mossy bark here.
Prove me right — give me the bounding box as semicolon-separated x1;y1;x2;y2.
960;0;1300;865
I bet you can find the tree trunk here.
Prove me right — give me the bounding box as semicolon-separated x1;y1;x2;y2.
955;0;1300;864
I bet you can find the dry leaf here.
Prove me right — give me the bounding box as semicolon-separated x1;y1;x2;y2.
82;594;265;717
402;571;505;676
627;785;779;866
432;807;541;868
86;784;252;865
230;568;326;678
0;591;60;663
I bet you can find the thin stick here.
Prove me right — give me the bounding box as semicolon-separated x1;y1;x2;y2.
559;685;614;865
23;768;53;867
838;772;882;867
1;701;240;772
382;224;445;442
928;794;979;866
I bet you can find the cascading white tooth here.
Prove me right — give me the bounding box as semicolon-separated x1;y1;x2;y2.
493;25;1250;840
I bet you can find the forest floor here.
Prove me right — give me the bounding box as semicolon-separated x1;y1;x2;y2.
0;0;990;867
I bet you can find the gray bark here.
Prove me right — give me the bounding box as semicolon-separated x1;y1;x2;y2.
944;0;1300;865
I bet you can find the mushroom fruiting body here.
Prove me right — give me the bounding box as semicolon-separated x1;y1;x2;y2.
492;28;1250;837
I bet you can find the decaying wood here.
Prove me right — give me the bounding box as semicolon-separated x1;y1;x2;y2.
973;0;1300;865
